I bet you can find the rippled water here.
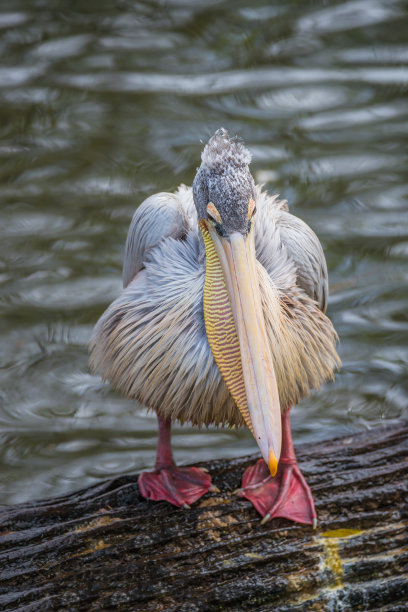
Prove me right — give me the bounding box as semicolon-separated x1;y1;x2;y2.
1;0;407;505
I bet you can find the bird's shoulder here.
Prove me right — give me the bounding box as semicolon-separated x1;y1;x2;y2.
122;185;197;287
255;187;328;312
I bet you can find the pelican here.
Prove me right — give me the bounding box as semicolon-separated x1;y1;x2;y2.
90;128;340;525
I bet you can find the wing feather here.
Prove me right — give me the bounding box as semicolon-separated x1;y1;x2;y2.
278;211;328;312
122;187;195;288
255;188;328;313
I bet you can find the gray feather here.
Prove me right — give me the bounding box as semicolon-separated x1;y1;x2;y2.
122;189;195;288
254;187;328;313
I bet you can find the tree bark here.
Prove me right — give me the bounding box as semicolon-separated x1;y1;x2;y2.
0;422;407;611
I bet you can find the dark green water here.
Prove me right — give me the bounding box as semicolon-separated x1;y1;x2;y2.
1;0;407;505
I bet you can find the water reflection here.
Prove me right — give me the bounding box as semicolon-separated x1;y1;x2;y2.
0;0;407;504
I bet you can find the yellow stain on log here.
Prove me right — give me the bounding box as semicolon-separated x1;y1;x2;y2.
80;539;109;555
322;538;343;586
73;514;121;533
318;528;363;588
321;528;363;538
245;553;265;560
196;508;238;540
198;495;230;508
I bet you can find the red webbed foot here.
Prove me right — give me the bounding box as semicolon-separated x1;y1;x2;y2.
140;417;217;508
237;458;317;526
138;465;216;508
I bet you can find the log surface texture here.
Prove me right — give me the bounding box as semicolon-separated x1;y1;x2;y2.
1;422;407;612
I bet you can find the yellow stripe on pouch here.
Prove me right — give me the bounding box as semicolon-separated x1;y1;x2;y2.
200;221;253;435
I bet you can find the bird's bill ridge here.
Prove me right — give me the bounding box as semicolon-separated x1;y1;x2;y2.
200;221;282;475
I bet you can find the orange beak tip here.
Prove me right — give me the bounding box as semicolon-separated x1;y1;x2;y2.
268;450;278;477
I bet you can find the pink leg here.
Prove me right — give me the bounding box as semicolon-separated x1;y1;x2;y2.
237;408;317;526
138;416;216;508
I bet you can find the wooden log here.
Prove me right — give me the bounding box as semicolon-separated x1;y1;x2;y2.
0;422;407;611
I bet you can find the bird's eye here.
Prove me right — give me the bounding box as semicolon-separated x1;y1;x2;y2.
206;202;222;225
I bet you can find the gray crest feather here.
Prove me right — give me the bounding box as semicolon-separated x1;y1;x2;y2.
201;128;252;173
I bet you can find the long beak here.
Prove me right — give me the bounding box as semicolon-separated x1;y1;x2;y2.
202;223;281;475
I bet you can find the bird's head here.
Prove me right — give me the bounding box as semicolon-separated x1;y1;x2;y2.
193;128;256;237
193;129;281;475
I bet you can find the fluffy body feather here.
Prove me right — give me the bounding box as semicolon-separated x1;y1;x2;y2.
89;185;340;428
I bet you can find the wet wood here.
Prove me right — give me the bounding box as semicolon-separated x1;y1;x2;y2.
1;422;407;611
